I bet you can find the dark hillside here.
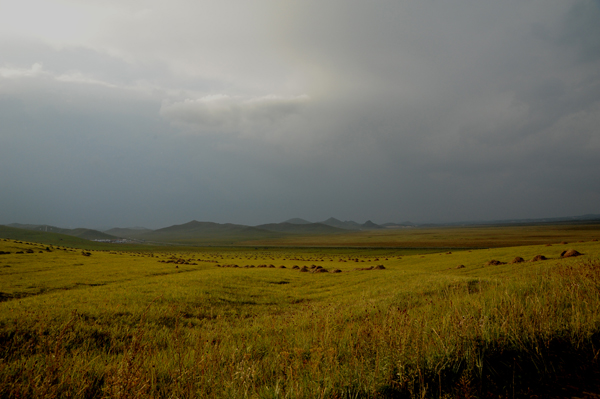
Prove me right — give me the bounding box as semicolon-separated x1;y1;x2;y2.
105;227;153;238
0;225;124;249
361;220;383;229
256;222;345;234
8;224;117;240
319;217;362;230
283;218;312;225
67;228;118;240
131;220;284;244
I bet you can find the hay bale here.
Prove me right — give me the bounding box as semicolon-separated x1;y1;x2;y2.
486;260;505;266
279;265;286;268
331;269;342;273
510;257;525;264
561;249;581;258
313;268;329;273
456;265;465;269
299;266;309;272
530;255;547;262
374;265;386;270
292;265;299;270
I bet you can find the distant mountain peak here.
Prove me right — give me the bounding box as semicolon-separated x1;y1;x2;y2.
283;218;312;225
362;220;382;229
319;217;362;230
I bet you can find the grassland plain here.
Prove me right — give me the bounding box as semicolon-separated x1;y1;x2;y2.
1;236;600;398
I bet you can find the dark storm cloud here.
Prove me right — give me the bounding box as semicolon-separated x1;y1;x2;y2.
0;0;599;228
272;0;600;222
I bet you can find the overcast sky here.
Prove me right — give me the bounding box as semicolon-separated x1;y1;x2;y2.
1;0;599;229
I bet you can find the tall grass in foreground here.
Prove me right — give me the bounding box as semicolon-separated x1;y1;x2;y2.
2;260;600;398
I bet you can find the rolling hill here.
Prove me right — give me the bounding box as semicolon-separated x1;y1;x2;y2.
104;227;152;238
121;220;284;245
0;225;122;249
318;217;385;230
255;222;346;234
7;223;118;240
283;218;312;225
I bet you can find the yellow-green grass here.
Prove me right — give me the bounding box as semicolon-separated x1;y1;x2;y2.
1;238;600;397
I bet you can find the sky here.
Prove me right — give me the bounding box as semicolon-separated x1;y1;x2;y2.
1;0;599;229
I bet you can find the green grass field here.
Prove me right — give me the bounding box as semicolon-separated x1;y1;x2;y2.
1;228;600;397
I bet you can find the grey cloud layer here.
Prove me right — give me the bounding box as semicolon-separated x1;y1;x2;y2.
1;0;599;228
160;95;310;132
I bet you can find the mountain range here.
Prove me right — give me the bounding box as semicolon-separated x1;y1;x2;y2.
3;214;600;245
7;223;117;240
2;218;405;245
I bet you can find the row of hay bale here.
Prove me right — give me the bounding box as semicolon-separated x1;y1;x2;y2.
217;264;287;268
484;249;582;266
215;264;388;273
546;240;597;246
14;249;35;254
355;265;386;271
159;258;198;265
294;265;338;273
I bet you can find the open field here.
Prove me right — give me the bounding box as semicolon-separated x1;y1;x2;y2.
1;233;600;397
